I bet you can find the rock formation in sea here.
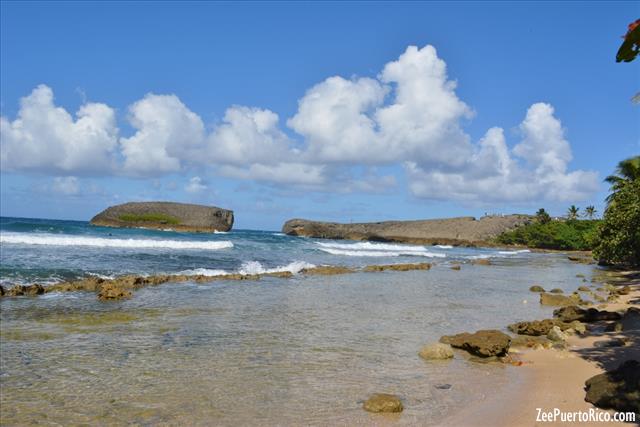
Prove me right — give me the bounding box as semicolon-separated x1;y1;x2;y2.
281;215;531;245
90;201;234;232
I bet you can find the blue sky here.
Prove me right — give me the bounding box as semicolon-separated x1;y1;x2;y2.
1;1;638;230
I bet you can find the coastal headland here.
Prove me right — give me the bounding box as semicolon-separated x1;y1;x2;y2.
282;215;532;246
90;201;234;233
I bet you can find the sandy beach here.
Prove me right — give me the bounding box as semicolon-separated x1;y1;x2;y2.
447;270;640;427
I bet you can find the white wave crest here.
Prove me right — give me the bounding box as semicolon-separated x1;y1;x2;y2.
316;241;445;258
0;233;234;250
178;260;316;277
177;268;229;276
319;248;445;258
435;245;453;249
498;249;531;255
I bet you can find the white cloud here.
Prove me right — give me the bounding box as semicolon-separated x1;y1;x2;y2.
120;93;205;176
1;84;119;175
185;176;207;193
0;45;599;205
51;176;80;195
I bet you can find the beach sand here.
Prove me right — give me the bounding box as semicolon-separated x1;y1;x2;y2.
446;272;640;427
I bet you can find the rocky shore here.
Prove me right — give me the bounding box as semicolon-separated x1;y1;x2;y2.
90;201;234;232
282;215;531;245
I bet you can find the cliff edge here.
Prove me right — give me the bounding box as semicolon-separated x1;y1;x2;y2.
282;215;531;246
90;202;234;232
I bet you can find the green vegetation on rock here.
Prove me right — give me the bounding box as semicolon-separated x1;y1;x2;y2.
118;213;181;225
496;219;600;251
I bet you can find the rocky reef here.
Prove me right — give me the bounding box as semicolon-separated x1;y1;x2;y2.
282;215;531;245
90;201;234;232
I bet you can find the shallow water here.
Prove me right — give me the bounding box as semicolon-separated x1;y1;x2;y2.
0;222;598;426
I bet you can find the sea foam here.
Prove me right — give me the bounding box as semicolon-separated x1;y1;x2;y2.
316;241;445;258
0;233;234;250
178;260;315;277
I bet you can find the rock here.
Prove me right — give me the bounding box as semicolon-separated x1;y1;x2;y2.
567;255;596;264
90;201;234;232
576;274;585;278
577;286;591;292
363;263;431;272
419;343;454;360
0;285;4;296
472;258;492;266
593;339;628;348
585;360;640;414
621;307;640;331
605;322;624;333
450;264;461;271
508;319;567;336
282;215;532;246
5;284;45;297
540;293;577;306
362;393;404;413
553;306;622;322
615;286;631;295
97;283;133;301
550;288;564;294
547;326;568;342
300;266;355;275
529;285;545;293
440;330;510;357
434;384;452;390
510;335;552;349
569;321;586;334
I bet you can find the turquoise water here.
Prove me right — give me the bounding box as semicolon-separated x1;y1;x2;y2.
0;217;598;425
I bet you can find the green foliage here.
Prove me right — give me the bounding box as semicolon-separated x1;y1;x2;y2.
616;19;640;63
118;213;181;225
583;205;597;219
535;208;551;224
593;175;640;266
567;205;580;220
496;219;601;251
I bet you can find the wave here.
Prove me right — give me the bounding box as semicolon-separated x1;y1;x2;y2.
435;245;453;249
315;241;445;258
0;233;234;251
319;248;446;258
178;260;316;277
497;249;531;255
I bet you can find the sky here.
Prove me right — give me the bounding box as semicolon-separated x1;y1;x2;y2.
1;1;638;230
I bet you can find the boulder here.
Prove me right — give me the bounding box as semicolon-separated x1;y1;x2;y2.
553;306;622;322
577;286;591;292
585;360;640;414
5;284;45;297
90;201;234;232
529;285;545;293
440;330;510;357
621;307;640;331
547;326;568;342
362;393;404;413
510;335;553;349
472;258;492;266
0;285;4;296
508;319;572;336
550;288;564;294
540;293;577;306
450;264;461;271
419;343;454;360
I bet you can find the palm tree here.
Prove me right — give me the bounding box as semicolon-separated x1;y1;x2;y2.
535;208;551;224
605;156;640;204
583;205;597;219
567;205;580;220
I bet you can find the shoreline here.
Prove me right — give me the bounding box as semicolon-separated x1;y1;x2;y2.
444;270;640;426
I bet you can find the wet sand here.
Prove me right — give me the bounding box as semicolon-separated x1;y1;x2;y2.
447;272;640;427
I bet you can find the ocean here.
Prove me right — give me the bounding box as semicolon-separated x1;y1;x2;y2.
0;216;598;425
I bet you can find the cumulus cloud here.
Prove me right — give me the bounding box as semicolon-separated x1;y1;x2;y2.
185;176;207;193
0;45;599;204
51;176;80;195
1;85;119;175
120;93;205;176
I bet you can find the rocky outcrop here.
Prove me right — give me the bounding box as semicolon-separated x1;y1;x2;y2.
585;360;640;414
419;343;454;360
363;263;431;272
362;394;404;413
529;285;546;293
553;306;622;322
440;330;511;357
282;215;531;245
507;319;577;336
540;292;580;306
90;201;234;232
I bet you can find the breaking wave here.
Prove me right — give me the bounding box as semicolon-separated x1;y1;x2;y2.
178;260;316;276
316;241;445;258
0;233;234;251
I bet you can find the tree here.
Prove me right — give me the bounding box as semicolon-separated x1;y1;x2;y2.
567;205;580;220
583;205;597;219
605;156;640;204
616;19;640;63
535;208;551;224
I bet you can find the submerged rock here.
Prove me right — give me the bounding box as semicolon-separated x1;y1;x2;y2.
363;263;431;272
471;258;492;266
529;285;545;293
97;283;133;301
585;360;640;414
300;266;355;275
540;293;578;306
362;393;404;413
419;343;454;360
440;330;510;357
450;264;461;271
550;288;564;294
577;286;591;292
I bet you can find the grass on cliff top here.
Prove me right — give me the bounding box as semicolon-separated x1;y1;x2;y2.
495;219;601;251
118;213;181;225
